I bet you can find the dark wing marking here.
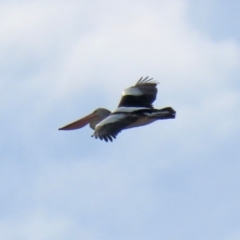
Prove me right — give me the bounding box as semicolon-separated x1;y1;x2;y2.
132;107;176;119
118;76;159;108
92;113;138;142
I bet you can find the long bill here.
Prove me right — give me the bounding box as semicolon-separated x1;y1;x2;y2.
58;112;98;130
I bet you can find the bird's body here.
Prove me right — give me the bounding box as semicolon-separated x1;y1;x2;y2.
59;77;176;142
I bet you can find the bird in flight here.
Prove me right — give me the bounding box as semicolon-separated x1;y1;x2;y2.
59;77;176;142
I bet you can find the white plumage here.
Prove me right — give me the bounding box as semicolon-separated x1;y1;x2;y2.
122;87;143;96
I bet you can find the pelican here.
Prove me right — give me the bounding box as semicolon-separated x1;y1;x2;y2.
59;77;176;142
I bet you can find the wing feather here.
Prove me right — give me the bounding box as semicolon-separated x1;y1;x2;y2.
92;113;138;142
118;76;159;108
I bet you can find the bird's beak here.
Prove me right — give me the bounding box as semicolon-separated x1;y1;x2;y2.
59;112;98;130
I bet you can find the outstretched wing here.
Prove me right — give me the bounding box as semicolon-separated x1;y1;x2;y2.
118;76;159;108
92;113;138;142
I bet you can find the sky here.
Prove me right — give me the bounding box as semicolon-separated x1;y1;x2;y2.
1;0;240;239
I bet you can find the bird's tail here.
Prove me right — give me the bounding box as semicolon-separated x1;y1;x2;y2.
151;107;176;119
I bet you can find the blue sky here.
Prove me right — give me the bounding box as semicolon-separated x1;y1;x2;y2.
1;0;240;239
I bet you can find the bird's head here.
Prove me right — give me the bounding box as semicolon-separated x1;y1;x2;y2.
59;108;110;131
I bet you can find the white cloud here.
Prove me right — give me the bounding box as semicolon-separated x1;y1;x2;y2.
0;213;89;240
224;230;240;240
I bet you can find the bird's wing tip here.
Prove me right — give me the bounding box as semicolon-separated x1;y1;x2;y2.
136;76;159;85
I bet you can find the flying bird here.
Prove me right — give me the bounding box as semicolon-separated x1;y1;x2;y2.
59;77;176;142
